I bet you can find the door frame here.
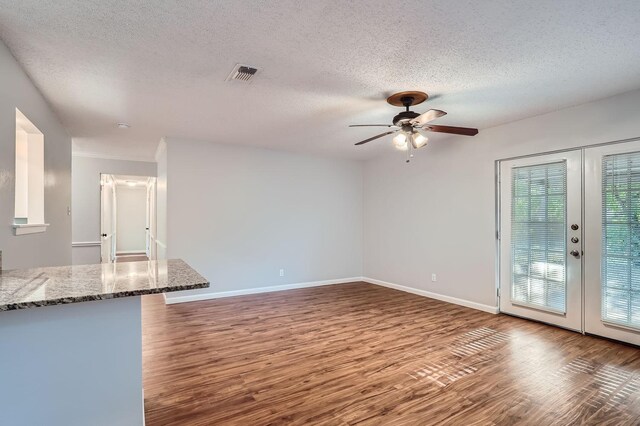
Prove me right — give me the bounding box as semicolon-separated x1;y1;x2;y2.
496;136;640;341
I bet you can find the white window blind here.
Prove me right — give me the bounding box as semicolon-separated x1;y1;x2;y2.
602;152;640;329
511;162;567;313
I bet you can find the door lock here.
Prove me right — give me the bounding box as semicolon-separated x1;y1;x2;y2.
570;250;580;259
571;237;579;243
571;224;579;231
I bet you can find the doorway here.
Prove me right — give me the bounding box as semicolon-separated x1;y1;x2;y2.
100;174;157;264
498;139;640;346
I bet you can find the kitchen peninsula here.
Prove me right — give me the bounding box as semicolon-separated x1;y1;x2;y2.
0;259;209;426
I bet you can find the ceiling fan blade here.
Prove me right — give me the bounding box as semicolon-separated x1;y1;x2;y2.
349;124;395;127
423;125;478;136
354;130;398;146
410;109;447;127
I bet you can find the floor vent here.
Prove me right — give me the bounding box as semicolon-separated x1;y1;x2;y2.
227;64;259;82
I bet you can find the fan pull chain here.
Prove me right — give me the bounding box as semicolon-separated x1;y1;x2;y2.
406;141;414;163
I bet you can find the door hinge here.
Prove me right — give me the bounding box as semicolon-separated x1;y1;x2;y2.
497;288;500;298
496;230;500;240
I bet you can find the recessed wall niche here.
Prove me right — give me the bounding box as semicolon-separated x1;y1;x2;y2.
14;108;48;235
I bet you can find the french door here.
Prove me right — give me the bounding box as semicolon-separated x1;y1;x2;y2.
584;141;640;346
500;141;640;345
500;150;583;332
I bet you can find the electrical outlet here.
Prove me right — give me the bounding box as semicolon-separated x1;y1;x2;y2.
279;268;285;277
431;273;437;282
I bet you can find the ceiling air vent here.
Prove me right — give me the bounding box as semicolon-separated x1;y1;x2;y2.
227;64;259;82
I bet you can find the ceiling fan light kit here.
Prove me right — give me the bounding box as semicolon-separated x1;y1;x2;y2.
412;131;428;148
392;133;408;150
350;90;478;162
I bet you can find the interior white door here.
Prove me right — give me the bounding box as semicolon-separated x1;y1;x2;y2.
499;150;583;331
145;180;150;258
145;177;157;260
100;174;116;263
111;182;117;260
584;140;640;346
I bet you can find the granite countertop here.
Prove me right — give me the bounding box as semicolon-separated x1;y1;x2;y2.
0;259;209;311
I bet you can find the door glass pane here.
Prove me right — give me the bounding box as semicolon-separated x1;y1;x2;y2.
511;162;567;312
602;152;640;329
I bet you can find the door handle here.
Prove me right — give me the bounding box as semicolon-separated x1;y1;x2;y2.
570;250;580;259
101;233;107;237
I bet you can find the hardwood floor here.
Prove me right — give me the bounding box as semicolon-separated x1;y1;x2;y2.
115;254;149;263
142;282;640;425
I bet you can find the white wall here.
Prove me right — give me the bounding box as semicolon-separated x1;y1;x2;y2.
115;185;147;253
155;140;168;260
363;89;640;309
72;156;156;264
163;139;363;300
0;39;71;269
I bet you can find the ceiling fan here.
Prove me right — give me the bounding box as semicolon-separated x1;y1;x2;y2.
350;91;478;162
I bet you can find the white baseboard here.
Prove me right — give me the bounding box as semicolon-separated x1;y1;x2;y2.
164;277;363;304
72;241;101;248
163;275;498;314
362;277;499;314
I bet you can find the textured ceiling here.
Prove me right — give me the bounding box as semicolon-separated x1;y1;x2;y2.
1;0;640;161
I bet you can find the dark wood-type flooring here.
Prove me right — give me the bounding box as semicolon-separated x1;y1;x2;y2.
142;282;640;425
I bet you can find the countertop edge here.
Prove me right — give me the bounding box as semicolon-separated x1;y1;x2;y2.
0;281;210;312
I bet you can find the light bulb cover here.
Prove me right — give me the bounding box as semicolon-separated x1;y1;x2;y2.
411;131;429;148
392;133;408;151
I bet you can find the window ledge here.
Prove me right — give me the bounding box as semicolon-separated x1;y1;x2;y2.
13;223;49;236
